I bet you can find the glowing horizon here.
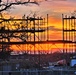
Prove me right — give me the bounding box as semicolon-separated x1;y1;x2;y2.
1;0;76;53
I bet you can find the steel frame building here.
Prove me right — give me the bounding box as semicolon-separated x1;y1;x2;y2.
0;13;76;55
62;14;76;53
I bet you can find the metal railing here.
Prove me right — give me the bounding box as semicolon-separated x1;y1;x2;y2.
0;68;76;75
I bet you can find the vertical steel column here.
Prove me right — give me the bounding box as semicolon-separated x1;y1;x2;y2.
73;17;75;53
69;16;71;53
33;15;35;54
74;18;76;53
43;18;45;41
47;14;49;41
62;14;65;53
71;18;73;53
65;15;68;53
26;16;29;54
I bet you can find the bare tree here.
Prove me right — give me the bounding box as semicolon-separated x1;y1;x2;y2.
0;0;47;12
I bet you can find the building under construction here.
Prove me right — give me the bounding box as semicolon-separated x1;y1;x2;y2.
0;13;76;73
62;14;76;54
0;13;51;54
0;13;76;56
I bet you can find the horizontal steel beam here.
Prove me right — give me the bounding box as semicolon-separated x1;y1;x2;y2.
0;40;74;45
0;29;45;33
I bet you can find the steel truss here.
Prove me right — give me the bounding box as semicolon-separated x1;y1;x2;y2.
0;14;49;53
62;14;76;53
0;13;75;54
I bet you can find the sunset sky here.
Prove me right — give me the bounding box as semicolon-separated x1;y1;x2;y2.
4;0;75;40
2;0;76;53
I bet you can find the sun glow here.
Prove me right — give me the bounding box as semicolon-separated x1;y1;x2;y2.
1;0;76;53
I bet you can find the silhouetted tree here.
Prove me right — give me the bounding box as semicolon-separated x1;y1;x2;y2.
0;0;47;60
0;50;11;60
0;0;48;12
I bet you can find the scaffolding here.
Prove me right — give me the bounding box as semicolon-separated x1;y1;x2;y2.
1;13;75;55
0;13;76;63
62;14;76;53
0;13;51;54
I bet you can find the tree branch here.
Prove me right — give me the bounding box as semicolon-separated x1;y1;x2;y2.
0;0;40;12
